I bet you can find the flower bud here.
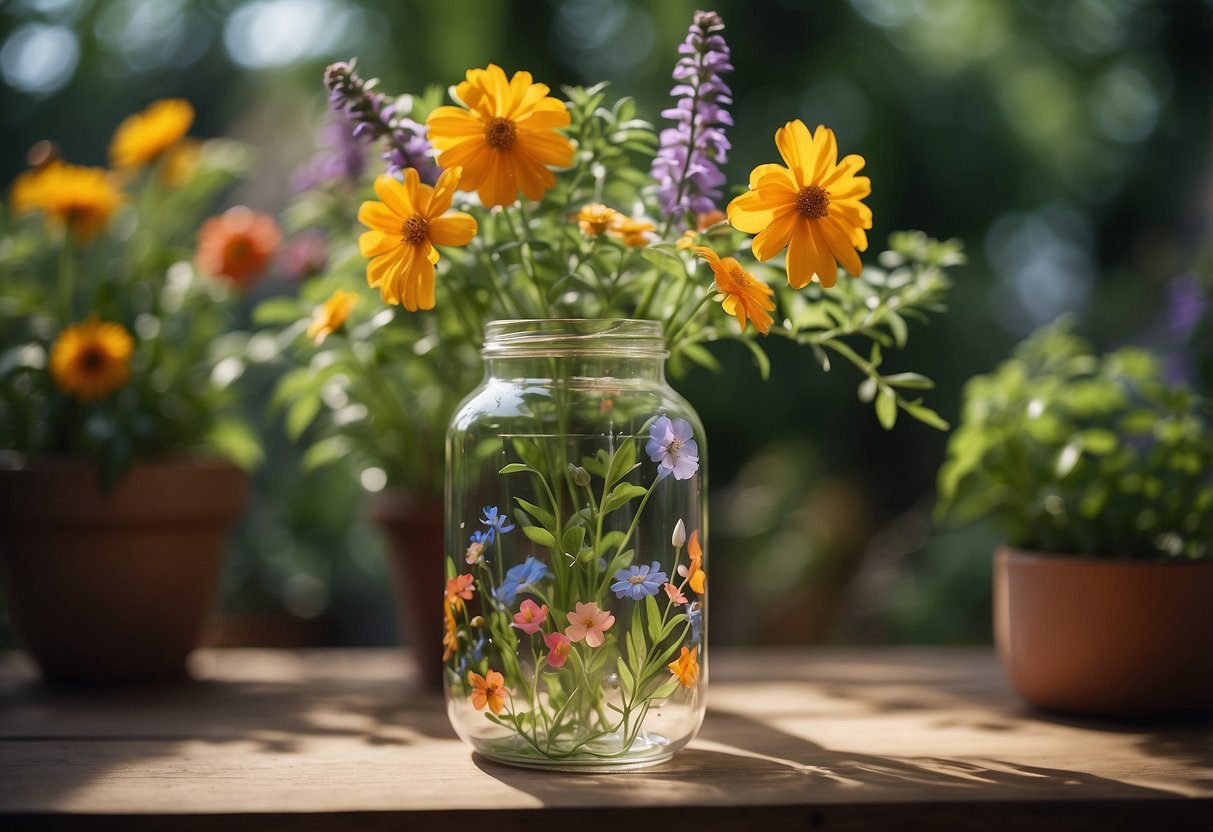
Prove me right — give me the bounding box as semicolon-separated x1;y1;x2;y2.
569;464;591;487
672;519;686;548
469;616;485;628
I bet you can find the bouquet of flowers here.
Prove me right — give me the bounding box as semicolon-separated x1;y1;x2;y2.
0;99;276;486
270;10;961;764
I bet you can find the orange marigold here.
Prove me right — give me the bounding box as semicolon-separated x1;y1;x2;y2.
195;206;281;288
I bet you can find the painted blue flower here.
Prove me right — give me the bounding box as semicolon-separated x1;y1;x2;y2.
470;528;494;546
480;506;516;536
492;556;549;605
687;601;703;643
611;560;669;601
455;633;487;679
646;415;700;480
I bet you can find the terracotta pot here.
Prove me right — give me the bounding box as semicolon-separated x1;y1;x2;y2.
0;456;248;683
369;491;444;690
994;547;1213;717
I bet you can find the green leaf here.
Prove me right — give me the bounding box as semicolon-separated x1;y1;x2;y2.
286;391;322;440
884;372;935;390
616;657;635;695
605;439;638;490
253;297;305;326
886;309;908;347
499;463;532;474
521;525;557;549
903;403;950;431
514;497;555;530
561;525;586;556
595;530;627;557
644;594;661;643
641;246;687;279
207;419;264;470
602;482;649;514
301;436;352;471
875;386;897;430
742;338;770;380
659;613;688;642
648;677;681;700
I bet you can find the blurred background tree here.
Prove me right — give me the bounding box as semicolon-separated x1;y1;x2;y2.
2;0;1209;647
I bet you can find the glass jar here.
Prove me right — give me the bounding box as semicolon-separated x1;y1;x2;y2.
443;319;707;770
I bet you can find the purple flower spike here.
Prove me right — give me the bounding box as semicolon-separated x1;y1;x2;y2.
651;11;734;223
646;415;700;481
322;60;439;183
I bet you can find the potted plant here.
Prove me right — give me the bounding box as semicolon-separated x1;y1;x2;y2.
0;101;276;682
267;9;963;764
936;318;1213;717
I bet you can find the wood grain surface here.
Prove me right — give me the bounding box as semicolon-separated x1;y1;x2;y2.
1;647;1210;831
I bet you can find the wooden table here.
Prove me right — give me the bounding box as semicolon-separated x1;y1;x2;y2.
1;648;1210;830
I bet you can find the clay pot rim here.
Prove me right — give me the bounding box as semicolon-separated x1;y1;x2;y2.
999;546;1213;570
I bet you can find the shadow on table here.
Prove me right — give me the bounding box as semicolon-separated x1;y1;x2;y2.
472;707;1189;807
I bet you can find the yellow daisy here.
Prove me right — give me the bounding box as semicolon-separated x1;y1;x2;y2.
10;162;122;243
50;317;135;402
426;64;575;207
692;246;776;335
109;99;195;170
610;216;656;248
727;120;871;289
357;167;478;310
306;290;359;345
576;203;618;236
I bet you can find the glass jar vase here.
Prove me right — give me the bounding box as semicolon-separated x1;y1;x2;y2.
443;319;707;770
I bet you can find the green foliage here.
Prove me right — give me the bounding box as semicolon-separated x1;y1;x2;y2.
0;136;262;488
936;317;1213;559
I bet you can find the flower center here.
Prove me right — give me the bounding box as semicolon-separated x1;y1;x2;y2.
484;117;517;150
795;185;830;219
79;346;107;372
628;575;647;585
668;438;684;453
401;214;429;245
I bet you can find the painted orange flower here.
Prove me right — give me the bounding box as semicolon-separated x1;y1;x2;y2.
357;168;477;311
109;99;195;170
677;530;706;595
306;290;359;345
610;216;656;248
445;573;476;614
668;646;700;689
195;206;281;288
576;203;618;236
692;246;776;335
469;669;509;714
727;120;871;289
442;600;459;662
426;64;574;207
11;162;122;243
50;317;134;402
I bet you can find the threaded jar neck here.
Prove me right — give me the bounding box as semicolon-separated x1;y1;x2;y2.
482;319;668;359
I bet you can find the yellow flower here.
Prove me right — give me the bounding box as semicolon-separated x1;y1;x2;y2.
727;120;871;289
109;99;195;170
10;162;122;243
357;167;478;311
50;317;135;402
692;246;775;335
306;290;359;345
667;645;700;689
610;216;656;248
426;64;575;207
576;203;618;236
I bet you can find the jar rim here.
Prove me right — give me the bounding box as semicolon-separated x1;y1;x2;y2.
482;319;668;358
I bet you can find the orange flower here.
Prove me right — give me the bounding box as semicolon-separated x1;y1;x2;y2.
50;317;134;402
469;668;509;714
677;530;706;595
426;64;574;207
445;573;475;614
576;203;618;236
110;99;195;170
195;206;281;288
668;646;700;689
306;290;359;345
727;120;871;289
442;600;459;662
357;168;477;310
610;216;656;248
692;246;775;335
11;162;122;243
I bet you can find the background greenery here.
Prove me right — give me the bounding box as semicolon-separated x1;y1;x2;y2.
2;0;1209;647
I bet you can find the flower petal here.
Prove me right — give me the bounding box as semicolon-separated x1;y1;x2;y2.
373;174;412;218
358;200;400;233
751;208;797;261
428;213;478;247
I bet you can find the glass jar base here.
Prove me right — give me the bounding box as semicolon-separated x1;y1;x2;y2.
469;730;683;772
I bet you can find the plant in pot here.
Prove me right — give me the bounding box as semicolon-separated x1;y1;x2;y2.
936;318;1213;717
0;101;276;682
265;9;964;767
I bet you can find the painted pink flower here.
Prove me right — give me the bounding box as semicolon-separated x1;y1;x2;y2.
664;582;687;605
564;601;615;648
511;599;548;634
544;631;572;668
